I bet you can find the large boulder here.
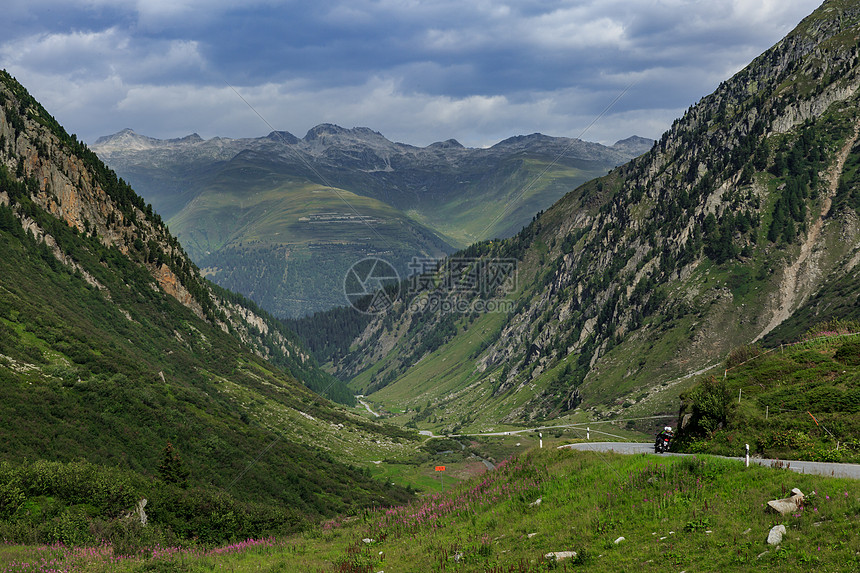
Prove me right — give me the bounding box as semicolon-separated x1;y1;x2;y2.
766;488;805;515
767;524;786;545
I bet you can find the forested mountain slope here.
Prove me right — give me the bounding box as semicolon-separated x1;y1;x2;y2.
318;0;860;435
0;70;415;539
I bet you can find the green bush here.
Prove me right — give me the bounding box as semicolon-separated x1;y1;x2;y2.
834;341;860;366
726;344;763;368
0;478;25;519
48;506;92;546
680;376;730;438
0;459;309;548
756;429;814;452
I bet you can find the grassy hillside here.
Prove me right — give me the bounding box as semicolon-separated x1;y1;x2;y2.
404;155;613;247
168;153;452;317
318;448;860;572
0;70;420;547
675;322;860;463
0;197;413;525
168;156;448;256
5;447;858;571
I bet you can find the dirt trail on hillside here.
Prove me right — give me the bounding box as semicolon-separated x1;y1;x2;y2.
754;120;860;342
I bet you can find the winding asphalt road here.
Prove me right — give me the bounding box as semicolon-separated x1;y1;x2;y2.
561;442;860;480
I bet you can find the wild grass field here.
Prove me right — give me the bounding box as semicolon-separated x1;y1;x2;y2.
3;447;858;572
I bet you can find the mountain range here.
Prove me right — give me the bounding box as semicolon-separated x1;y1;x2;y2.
92;126;652;317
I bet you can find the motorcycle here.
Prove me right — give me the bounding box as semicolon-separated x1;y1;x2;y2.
654;433;671;453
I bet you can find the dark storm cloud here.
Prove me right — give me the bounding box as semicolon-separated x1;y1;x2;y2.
0;0;822;147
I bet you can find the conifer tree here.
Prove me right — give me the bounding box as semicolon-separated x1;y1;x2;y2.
158;442;190;487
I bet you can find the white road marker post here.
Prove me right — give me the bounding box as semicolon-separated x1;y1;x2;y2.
587;427;590;440
745;444;750;467
539;432;543;449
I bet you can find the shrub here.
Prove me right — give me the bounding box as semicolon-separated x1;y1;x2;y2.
805;318;860;340
834;341;860;366
677;376;731;442
756;429;814;451
690;376;730;434
0;478;25;519
48;506;92;546
726;344;763;368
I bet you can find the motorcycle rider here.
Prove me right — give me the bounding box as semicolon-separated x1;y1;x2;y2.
655;426;674;452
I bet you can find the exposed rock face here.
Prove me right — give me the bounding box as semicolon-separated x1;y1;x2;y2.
0;86;208;320
153;263;202;317
545;551;578;562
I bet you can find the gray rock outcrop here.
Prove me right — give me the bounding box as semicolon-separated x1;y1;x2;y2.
767;524;786;545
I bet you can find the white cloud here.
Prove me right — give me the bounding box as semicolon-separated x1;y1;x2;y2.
524;8;628;50
1;28;205;83
1;28;124;75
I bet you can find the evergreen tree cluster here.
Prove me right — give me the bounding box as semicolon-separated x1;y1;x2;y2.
285;304;372;367
768;177;808;243
158;442;190;487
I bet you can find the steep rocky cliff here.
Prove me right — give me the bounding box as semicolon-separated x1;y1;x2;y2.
0;70;351;403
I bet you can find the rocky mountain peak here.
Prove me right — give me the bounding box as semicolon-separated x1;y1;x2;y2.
92;129;204;155
611;135;654;156
302;123;395;151
92;127;136;143
178;133;203;143
303;123;350;141
428;138;465;149
266;130;300;144
492;133;559;149
92;128;157;152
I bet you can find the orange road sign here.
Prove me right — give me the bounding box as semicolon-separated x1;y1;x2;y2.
435;466;446;471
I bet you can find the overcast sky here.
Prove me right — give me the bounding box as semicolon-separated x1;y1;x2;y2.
1;0;823;148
